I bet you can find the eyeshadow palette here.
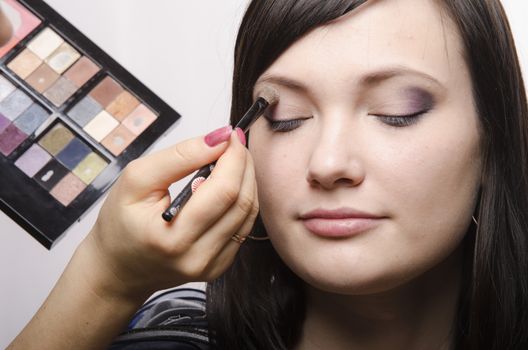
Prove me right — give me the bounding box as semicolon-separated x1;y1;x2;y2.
0;0;181;248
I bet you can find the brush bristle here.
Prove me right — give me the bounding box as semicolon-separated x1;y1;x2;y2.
258;87;279;105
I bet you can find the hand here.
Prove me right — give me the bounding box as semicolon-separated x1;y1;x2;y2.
81;127;258;302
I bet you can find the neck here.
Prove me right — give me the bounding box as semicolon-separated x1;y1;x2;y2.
295;248;464;350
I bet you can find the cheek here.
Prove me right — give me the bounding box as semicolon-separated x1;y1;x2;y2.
249;126;309;220
375;113;482;240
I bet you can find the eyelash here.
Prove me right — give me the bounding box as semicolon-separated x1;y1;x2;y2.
372;110;429;127
266;117;311;133
265;109;430;133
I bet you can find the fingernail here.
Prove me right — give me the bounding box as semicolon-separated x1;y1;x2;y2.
204;125;233;147
235;128;246;146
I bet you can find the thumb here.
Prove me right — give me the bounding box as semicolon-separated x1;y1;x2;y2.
119;126;233;198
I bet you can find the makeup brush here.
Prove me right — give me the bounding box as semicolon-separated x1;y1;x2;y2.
162;87;279;222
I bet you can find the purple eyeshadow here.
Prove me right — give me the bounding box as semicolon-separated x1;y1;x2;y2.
0;113;9;134
14;144;51;177
0;124;27;156
404;87;434;113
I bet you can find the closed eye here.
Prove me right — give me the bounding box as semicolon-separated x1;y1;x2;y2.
371;109;430;127
265;116;312;133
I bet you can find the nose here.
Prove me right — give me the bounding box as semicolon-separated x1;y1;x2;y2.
306;115;366;190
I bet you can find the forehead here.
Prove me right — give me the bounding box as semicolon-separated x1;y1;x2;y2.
256;0;468;94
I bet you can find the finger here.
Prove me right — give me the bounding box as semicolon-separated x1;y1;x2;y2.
172;187;257;282
178;174;258;281
118;127;232;198
203;190;260;281
190;152;258;257
166;132;248;240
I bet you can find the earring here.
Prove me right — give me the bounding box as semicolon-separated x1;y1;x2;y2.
472;215;479;226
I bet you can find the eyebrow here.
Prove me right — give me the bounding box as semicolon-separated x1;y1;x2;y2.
255;66;444;93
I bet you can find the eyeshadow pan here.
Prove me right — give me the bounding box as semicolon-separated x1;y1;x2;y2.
101;124;136;156
13;103;50;135
33;158;69;191
56;137;91;170
106;90;140;121
83;110;119;142
26;63;60;93
63;56;100;87
14;144;51;177
73;152;108;184
0;75;16;101
0;89;33;121
89;76;123;107
50;173;86;206
45;42;81;74
68;95;102;127
38;123;74;156
0;0;181;249
27;27;64;60
7;49;42;79
43;77;78;107
0;124;27;156
122;104;157;135
0;114;10;134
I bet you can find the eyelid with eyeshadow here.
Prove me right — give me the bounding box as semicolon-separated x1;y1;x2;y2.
370;108;431;127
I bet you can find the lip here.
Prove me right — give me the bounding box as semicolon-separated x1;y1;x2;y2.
300;208;384;238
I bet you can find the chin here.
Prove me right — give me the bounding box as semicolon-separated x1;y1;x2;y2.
282;255;409;296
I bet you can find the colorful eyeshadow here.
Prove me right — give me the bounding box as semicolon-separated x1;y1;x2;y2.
73;152;107;184
14;144;51;177
83;110;119;141
0;124;27;156
106;90;140;121
13;103;50;135
13;103;48;132
122;104;157;135
0;89;33;120
50;173;86;206
63;56;100;87
26;63;60;93
38;123;74;155
0;75;16;101
101;124;136;156
68;95;102;127
0;0;180;249
33;158;69;191
0;0;41;58
43;77;78;107
89;76;123;107
0;114;10;134
27;27;64;60
45;42;81;74
56;138;91;170
7;49;42;79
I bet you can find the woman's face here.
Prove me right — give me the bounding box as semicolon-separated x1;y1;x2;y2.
249;0;482;294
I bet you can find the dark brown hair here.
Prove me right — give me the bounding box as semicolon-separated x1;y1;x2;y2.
207;1;528;349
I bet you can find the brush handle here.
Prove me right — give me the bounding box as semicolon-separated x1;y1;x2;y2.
161;162;216;222
162;96;270;222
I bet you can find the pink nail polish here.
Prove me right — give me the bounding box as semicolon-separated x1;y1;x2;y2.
204;125;233;147
236;128;246;146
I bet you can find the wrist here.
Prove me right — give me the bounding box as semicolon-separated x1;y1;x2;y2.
73;233;152;307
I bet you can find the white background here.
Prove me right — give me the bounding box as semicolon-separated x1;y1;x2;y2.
0;0;526;347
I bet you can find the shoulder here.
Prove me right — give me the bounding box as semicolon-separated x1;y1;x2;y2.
109;286;210;350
